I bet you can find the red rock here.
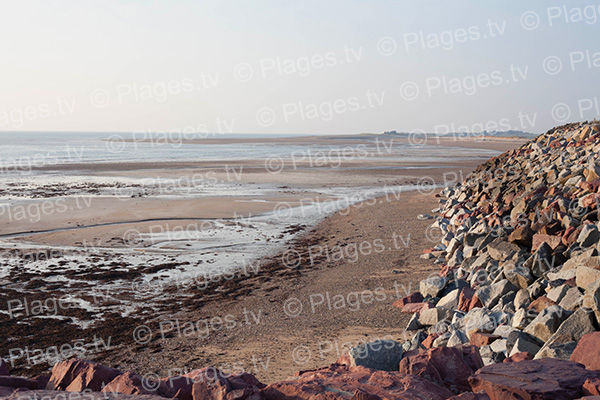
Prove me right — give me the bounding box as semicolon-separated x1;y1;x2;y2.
532;233;562;250
469;333;501;348
571;332;600;370
47;359;122;392
469;358;600;399
448;393;490;400
0;360;8;376
503;352;533;363
102;371;166;396
421;334;441;349
262;364;454;400
0;376;38;390
401;302;434;313
399;345;483;393
392;292;424;310
527;296;557;312
457;287;479;312
584;377;600;396
191;367;264;400
581;178;600;193
582;194;600;208
508;226;534;246
335;353;351;366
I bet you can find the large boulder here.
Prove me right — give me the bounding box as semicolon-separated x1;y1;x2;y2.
46;359;122;392
535;308;598;360
469;358;600;399
524;305;570;342
398;345;483;393
571;332;600;370
262;364;454;400
191;367;264;400
347;340;404;371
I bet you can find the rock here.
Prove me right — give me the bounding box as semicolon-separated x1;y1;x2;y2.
504;261;535;289
571;332;600;370
514;288;531;309
0;376;39;390
478;280;518;309
576;265;600;289
469;359;600;399
401;302;434;313
535;307;597;360
47;359;122;392
432;332;451;347
532;233;563;250
102;372;165;396
512;308;535;330
578;224;600;248
507;331;542;357
392;292;424;309
547;284;570;303
262;364;454;400
469;333;501;348
493;325;516;339
503;351;534;363
399;345;483;393
420;276;448;298
528;295;558;312
508;226;534;247
448;329;469;347
0;360;7;376
406;313;422;330
0;391;165;400
348;340;404;371
524;305;570;342
560;287;584;311
584;377;600;396
457;287;482;312
464;308;497;338
437;289;462;310
419;307;451;326
490;339;508;354
527;278;548;299
191;367;264;400
487;238;520;261
447;393;490;400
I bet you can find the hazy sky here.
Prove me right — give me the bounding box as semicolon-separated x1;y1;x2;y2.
1;0;599;134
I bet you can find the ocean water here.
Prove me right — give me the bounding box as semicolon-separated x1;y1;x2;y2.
0;131;499;172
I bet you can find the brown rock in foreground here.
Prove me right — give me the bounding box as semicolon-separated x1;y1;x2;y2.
469;358;600;399
262;364;454;400
399;345;483;393
47;359;122;392
571;332;600;370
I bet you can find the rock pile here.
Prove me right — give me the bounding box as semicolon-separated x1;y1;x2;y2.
398;121;600;368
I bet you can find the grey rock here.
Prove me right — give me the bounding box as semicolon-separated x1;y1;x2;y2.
419;307;451;326
447;329;468;346
559;287;584;311
524;305;570;342
514;288;531;310
527;279;548;299
535;307;597;359
419;276;448;297
477;279;517;309
406;313;421;330
493;325;516;338
576;265;600;289
547;284;570;304
512;308;536;330
464;308;497;338
436;289;461;310
504;261;535;289
578;223;600;248
487;238;520;261
507;331;542;357
349;340;404;371
490;338;508;354
432;332;451;347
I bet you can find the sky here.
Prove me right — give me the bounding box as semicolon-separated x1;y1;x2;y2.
0;0;599;135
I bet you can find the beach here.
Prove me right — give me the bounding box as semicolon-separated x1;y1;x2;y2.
0;133;525;381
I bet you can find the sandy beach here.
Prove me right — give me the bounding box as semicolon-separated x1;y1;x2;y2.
0;134;525;381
